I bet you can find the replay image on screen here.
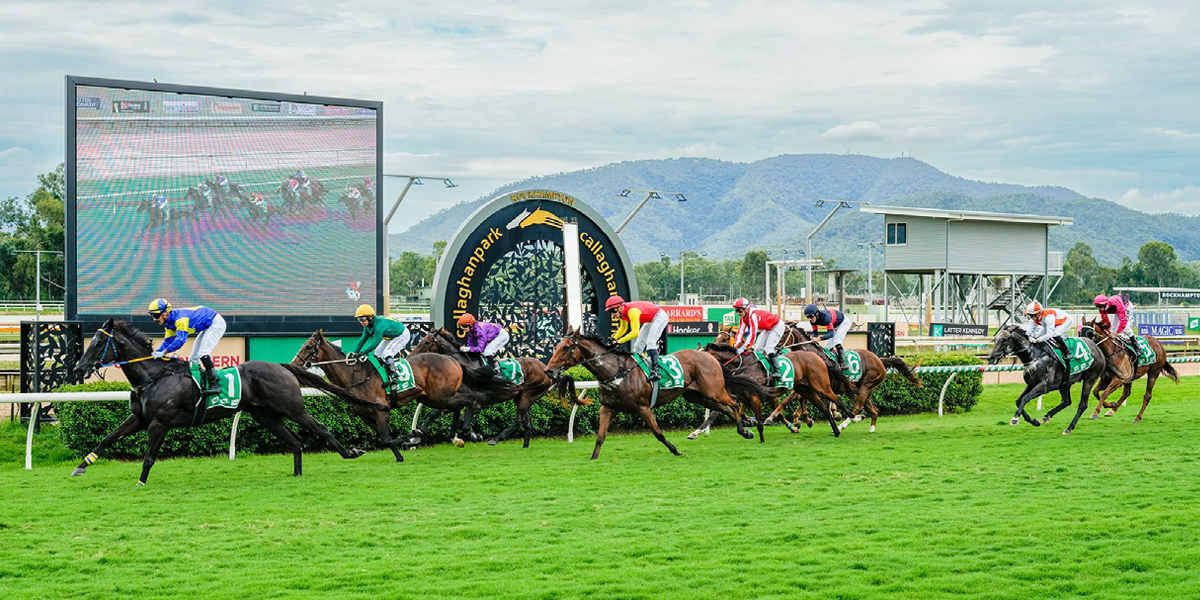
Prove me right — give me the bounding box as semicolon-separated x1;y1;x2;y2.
72;82;379;317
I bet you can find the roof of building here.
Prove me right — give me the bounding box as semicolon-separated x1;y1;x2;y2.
860;205;1073;226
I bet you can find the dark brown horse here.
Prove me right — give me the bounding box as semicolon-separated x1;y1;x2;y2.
693;340;846;439
780;323;921;432
292;329;507;459
71;320;368;485
410;327;555;448
1080;318;1179;423
545;328;771;459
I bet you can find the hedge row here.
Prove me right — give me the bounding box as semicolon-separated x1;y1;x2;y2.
52;355;981;457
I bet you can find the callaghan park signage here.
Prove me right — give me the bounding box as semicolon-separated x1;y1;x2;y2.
430;189;639;339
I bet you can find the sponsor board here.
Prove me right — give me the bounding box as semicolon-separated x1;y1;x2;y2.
662;305;704;322
931;323;988;337
112;100;150;114
1139;324;1184;337
1189;317;1200;332
355;108;376;116
666;321;722;335
287;103;318;116
211;101;243;114
1162;291;1200;299
252;102;281;113
323;106;351;116
706;307;737;326
163;100;199;113
76;96;102;110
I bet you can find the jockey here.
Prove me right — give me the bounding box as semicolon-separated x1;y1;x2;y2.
148;299;226;395
1093;294;1134;345
1024;300;1074;371
347;186;362;200
350;304;412;390
154;193;169;212
216;174;229;194
294;169;308;183
804;304;852;369
731;297;785;378
606;295;669;381
457;313;510;375
363;176;374;193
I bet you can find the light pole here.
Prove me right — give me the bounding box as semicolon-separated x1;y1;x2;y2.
807;199;867;304
381;174;457;313
857;241;882;302
677;250;706;304
16;249;62;454
615;189;687;233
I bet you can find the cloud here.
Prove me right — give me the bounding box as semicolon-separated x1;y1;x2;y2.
1118;186;1200;215
819;121;886;143
655;143;728;159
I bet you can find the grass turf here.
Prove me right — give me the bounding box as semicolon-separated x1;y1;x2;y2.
1;378;1199;599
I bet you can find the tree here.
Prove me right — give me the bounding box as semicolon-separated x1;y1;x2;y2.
0;164;66;300
739;250;767;302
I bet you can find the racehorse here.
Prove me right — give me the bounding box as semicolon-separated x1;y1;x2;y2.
292;329;510;458
410;328;555;448
988;325;1106;435
545;328;770;459
338;192;362;219
691;341;846;440
768;324;921;433
70;320;368;485
1079;318;1178;423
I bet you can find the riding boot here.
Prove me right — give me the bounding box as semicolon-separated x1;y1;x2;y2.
1057;337;1071;373
767;352;780;380
384;356;400;392
200;355;220;396
834;345;847;370
489;357;504;378
647;349;662;381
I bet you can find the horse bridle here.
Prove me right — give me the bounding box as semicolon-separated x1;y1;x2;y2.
556;336;630;386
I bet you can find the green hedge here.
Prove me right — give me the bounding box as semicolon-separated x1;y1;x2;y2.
869;352;983;415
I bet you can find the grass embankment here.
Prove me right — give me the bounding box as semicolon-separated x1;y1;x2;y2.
1;379;1199;599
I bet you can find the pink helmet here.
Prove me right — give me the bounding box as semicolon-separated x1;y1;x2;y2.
732;297;751;309
604;296;626;311
1093;294;1108;306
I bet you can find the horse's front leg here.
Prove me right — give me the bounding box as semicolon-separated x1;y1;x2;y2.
136;421;171;486
72;414;149;476
1012;380;1048;426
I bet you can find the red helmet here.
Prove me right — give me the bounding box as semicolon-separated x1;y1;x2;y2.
732;297;751;309
457;313;476;326
604;296;626;311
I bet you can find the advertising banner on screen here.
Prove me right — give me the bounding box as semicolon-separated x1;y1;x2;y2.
70;79;381;324
662;306;704;322
1139;324;1184;336
287;103;318;116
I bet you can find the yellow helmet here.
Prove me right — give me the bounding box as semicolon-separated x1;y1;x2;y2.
148;298;171;315
355;304;376;318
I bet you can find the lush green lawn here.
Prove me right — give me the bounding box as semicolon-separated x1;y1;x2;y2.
2;378;1199;599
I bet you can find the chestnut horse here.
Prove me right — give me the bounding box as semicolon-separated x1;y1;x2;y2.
545;328;771;459
292;329;509;460
410;328;555;448
692;341;846;439
779;323;921;433
1079;318;1178;423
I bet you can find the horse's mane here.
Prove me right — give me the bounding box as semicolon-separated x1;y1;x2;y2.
704;342;738;353
110;320;154;352
577;332;629;355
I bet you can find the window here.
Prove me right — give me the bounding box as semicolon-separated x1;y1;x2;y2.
887;222;907;245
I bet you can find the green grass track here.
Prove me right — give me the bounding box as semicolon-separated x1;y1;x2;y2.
2;378;1200;599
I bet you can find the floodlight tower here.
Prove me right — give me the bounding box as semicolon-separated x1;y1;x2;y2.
807;200;866;304
382;174;457;313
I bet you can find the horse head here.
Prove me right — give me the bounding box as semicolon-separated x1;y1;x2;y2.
988;324;1029;364
75;319;156;379
411;327;458;355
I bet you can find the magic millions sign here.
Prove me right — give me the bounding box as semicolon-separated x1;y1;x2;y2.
431;190;639;358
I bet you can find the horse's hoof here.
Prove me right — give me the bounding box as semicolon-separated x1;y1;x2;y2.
1089;414;1098;420
1062;429;1072;436
453;438;465;448
1010;418;1019;426
1132;419;1140;424
136;481;145;486
469;433;483;443
852;415;863;423
1030;419;1041;427
741;431;754;440
488;439;499;446
1040;416;1050;425
400;442;417;451
1104;410;1116;417
869;425;876;433
71;467;86;476
686;432;699;440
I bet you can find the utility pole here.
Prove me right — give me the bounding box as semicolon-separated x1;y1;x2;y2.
857;241;883;302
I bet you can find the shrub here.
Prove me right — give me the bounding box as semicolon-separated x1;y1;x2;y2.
870;352;983;415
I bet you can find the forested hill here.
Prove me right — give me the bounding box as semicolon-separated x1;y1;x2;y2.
389;154;1197;266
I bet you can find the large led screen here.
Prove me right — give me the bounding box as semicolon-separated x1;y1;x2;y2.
68;78;380;321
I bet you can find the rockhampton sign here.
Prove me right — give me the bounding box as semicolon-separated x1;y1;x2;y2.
430;189;638;339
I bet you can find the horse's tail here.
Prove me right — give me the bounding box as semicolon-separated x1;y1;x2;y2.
553;375;591;407
277;363;381;410
881;357;922;388
1162;361;1181;384
461;363;519;397
724;374;776;403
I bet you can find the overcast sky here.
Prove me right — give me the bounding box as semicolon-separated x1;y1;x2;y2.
3;1;1200;233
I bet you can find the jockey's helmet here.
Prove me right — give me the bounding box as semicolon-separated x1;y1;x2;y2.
1093;294;1108;306
732;297;751;310
1024;300;1043;316
457;313;477;326
355;304;376;318
148;298;171;316
803;304;820;319
604;296;626;311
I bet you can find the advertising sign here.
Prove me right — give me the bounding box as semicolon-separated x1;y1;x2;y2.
666;321;722;335
1139;324;1184;336
662;306;704;322
931;323;989;337
162;100;200;113
76;97;102;110
210;101;244;114
252;102;281;113
1189;317;1200;332
1162;291;1200;299
112;100;150;114
288;103;318;116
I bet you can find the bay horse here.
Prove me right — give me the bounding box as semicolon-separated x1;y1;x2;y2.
70;320;368;485
988;325;1106;435
776;324;921;433
692;341;846;440
410;328;555;448
291;329;508;458
545;328;770;459
1079;318;1178;423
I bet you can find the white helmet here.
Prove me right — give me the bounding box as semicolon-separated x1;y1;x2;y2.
1024;300;1043;316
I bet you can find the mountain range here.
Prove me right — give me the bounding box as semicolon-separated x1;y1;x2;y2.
389;154;1199;268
